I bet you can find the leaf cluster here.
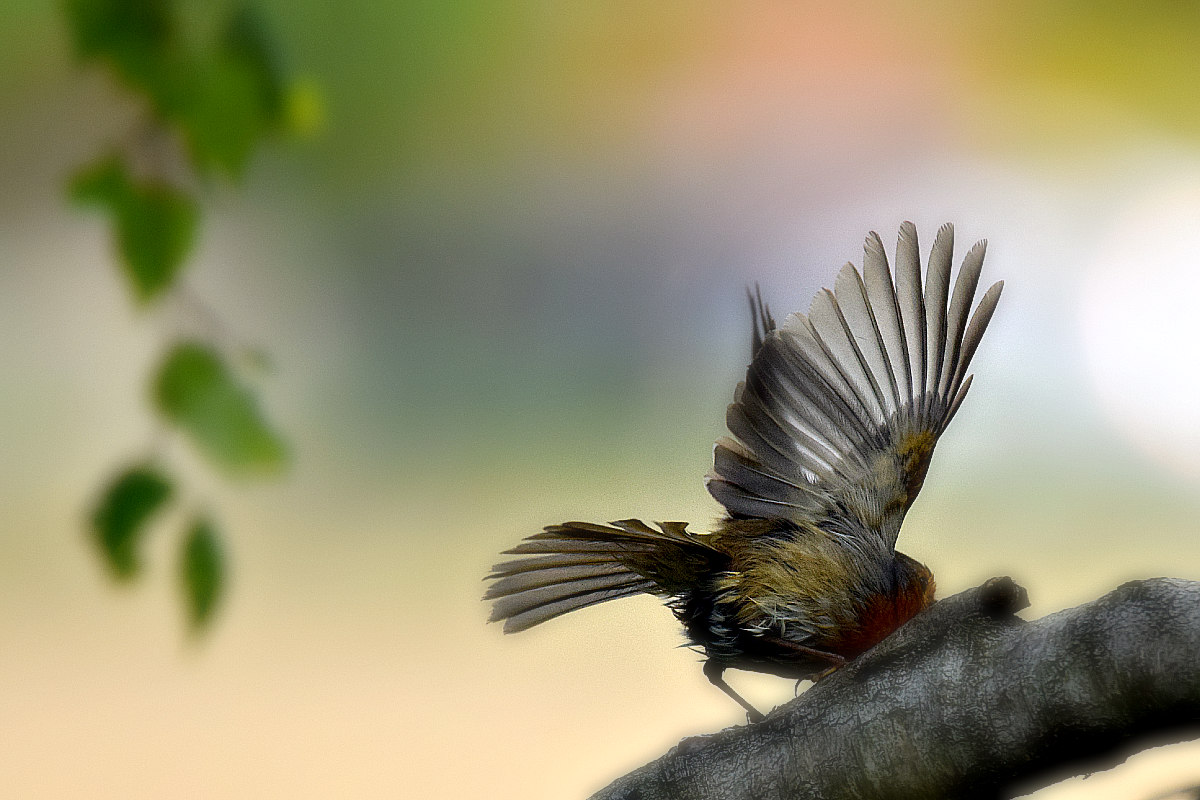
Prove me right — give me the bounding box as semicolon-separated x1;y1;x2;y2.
91;466;225;631
69;0;299;632
66;0;290;176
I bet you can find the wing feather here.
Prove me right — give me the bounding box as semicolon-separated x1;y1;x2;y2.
744;369;842;471
923;223;954;411
949;280;1004;398
831;270;896;420
834;258;901;416
939;240;987;397
707;223;1002;549
894;221;926;403
712;440;812;497
777;320;878;445
941;374;974;433
725;402;810;480
863;230;911;408
809;286;888;423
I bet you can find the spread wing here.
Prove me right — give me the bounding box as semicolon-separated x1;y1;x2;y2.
705;222;1003;548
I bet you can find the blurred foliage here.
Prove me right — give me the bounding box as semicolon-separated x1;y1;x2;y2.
154;342;287;475
235;1;705;189
70;155;197;303
65;0;175;98
91;465;173;579
180;517;224;630
66;0;303;631
65;0;292;176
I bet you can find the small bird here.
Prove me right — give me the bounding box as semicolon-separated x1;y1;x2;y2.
485;222;1003;721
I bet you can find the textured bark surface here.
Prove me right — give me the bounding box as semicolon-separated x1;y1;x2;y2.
591;578;1200;800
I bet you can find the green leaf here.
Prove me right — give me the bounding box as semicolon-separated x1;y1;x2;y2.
69;155;129;206
64;0;182;110
222;4;287;124
65;0;172;57
176;56;269;177
152;341;287;475
180;516;223;630
70;156;198;303
171;5;289;177
117;180;198;301
91;464;174;579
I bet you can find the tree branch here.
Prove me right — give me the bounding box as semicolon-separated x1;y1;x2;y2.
591;578;1200;800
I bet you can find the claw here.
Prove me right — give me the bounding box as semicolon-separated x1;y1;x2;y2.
812;664;841;682
704;660;765;722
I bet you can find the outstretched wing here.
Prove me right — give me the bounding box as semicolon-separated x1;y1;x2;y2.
705;222;1003;548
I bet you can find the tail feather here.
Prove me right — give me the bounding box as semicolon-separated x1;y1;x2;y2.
489;554;628;578
499;583;655;633
488;571;653;624
484;561;634;599
504;538;656;556
485;520;724;633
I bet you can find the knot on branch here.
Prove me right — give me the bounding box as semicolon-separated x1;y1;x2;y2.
979;575;1029;616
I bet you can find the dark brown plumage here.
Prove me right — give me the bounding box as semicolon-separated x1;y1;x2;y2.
485;222;1002;721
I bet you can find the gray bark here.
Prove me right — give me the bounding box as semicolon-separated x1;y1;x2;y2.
591;577;1200;800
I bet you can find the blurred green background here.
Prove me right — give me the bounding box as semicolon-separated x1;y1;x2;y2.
3;1;1200;797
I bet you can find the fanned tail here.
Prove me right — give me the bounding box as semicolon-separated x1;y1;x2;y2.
485;520;724;633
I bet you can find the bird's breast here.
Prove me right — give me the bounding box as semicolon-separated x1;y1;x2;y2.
822;582;931;658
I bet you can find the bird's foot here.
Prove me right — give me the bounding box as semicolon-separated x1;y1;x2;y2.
812;663;842;682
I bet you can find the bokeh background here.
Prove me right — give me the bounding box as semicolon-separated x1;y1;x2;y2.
3;1;1200;797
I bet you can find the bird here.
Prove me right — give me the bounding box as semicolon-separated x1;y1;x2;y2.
484;222;1003;721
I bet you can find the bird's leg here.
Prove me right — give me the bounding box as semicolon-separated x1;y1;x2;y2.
702;660;764;723
810;663;844;682
762;635;847;667
762;635;847;683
